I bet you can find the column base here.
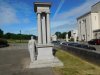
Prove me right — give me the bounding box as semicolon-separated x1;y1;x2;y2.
36;44;54;60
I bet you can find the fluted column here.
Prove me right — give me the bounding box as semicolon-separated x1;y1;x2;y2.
47;13;51;44
37;13;42;44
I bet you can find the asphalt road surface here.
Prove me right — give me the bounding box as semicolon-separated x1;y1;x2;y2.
0;43;54;75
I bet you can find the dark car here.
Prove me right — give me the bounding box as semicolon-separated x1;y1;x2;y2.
68;43;80;47
79;44;96;51
61;42;70;46
51;41;60;45
88;39;100;45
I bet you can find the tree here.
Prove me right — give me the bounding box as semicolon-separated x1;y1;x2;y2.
68;31;71;39
55;32;61;39
61;32;67;39
0;29;4;38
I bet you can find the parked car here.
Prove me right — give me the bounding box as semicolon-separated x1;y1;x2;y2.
61;42;70;46
88;39;100;45
78;44;96;51
67;42;80;47
0;38;9;48
51;41;60;45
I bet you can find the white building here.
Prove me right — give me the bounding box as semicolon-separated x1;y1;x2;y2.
77;1;100;41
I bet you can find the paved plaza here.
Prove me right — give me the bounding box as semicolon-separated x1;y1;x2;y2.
0;44;54;75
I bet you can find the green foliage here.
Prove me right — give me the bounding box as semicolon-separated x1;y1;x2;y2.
0;29;4;38
55;32;62;39
55;31;69;39
68;31;71;38
69;37;74;41
61;32;67;39
3;33;37;40
0;29;37;40
0;38;8;46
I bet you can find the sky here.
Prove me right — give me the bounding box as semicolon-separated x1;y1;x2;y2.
0;0;100;35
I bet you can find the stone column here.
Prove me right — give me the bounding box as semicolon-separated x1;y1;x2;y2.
37;13;42;44
47;13;51;44
66;34;68;42
42;14;46;44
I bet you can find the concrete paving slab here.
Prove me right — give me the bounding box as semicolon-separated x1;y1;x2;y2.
0;44;55;75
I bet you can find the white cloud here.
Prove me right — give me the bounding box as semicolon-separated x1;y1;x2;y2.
54;0;100;21
51;0;100;33
53;0;65;20
22;18;30;24
0;1;33;25
0;2;19;25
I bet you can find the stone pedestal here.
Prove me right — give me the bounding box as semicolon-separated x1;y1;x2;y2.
27;57;63;68
26;44;63;68
36;44;54;60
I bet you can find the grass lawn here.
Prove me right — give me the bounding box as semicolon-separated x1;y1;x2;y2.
8;39;29;43
53;49;100;75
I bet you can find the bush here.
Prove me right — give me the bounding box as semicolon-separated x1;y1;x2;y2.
0;38;9;47
69;37;74;41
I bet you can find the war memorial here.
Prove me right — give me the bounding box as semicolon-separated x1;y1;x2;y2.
27;2;63;68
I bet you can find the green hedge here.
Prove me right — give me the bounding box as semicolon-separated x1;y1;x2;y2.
0;38;9;47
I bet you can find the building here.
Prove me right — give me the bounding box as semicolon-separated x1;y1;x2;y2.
77;1;100;41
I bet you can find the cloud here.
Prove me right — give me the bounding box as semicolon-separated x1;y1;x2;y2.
0;2;19;25
0;0;33;25
53;0;65;20
54;0;100;21
51;0;100;34
51;19;77;34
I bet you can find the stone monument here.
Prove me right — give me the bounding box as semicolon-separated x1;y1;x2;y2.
51;35;57;41
27;2;63;68
66;34;69;42
34;2;54;61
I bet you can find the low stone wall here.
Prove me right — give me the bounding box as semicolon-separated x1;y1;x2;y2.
56;45;100;66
